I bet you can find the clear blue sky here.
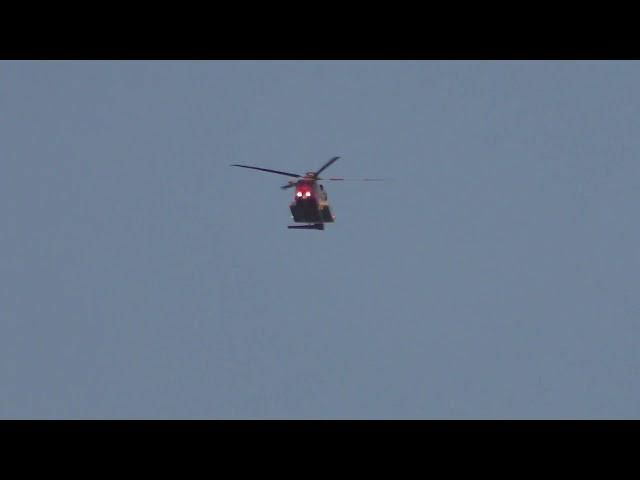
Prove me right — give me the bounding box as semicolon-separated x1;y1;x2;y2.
2;61;639;418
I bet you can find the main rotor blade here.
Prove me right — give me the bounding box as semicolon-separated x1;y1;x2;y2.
314;156;340;176
320;177;391;182
231;164;301;178
280;182;296;190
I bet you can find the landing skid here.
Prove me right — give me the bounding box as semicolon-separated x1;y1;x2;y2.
288;224;325;230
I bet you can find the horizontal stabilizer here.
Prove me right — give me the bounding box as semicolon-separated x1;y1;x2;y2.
287;224;325;230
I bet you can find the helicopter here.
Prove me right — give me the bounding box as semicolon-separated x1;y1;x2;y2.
231;156;383;230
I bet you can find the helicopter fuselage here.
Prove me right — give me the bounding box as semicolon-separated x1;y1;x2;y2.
289;179;334;227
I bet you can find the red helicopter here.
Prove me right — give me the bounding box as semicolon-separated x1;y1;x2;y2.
231;156;384;230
